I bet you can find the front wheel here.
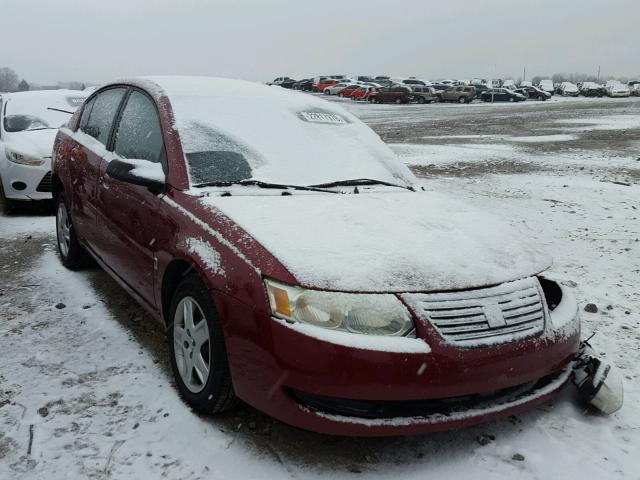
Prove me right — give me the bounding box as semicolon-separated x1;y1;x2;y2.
458;97;466;104
395;98;402;104
56;193;90;269
168;275;238;414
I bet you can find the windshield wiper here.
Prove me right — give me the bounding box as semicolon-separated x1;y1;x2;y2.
192;179;339;194
47;107;75;115
310;178;414;191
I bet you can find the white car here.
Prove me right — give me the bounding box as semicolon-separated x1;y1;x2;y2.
538;79;555;94
0;90;86;210
502;79;516;90
606;82;631;98
560;82;580;97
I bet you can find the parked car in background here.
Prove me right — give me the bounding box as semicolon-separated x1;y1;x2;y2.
268;77;296;89
559;82;580;97
323;82;356;95
580;82;605;97
480;88;526;102
292;79;314;91
0;90;86;212
313;77;339;92
472;83;490;96
502;79;516;90
349;85;376;101
52;75;581;437
515;86;551;101
338;84;362;98
630;84;640;96
410;86;438;104
439;85;476;103
538;79;555;95
368;86;412;104
519;81;533;88
606;82;631;97
389;78;424;86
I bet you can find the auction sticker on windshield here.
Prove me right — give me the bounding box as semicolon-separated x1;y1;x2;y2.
299;111;346;124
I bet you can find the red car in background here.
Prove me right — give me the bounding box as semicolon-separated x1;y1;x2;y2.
349;85;376;101
338;85;361;98
52;76;581;436
313;77;339;92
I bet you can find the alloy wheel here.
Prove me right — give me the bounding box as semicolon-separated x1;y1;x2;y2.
173;297;211;393
56;200;71;258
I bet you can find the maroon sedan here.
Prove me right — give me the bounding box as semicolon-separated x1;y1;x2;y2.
52;76;580;436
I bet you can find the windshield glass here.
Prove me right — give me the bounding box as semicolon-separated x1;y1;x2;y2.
158;77;415;188
3;91;86;133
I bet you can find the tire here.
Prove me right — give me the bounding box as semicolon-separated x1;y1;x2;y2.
417;97;426;104
0;176;14;215
395;98;402;105
509;97;515;102
56;192;90;269
458;97;466;104
168;274;238;414
323;89;330;95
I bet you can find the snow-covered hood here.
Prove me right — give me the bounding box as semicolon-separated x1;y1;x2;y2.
3;129;58;159
202;191;552;293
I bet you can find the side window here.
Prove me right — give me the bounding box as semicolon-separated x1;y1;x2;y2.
81;88;127;145
113;90;164;163
78;97;95;131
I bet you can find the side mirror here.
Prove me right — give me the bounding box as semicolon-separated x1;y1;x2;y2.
106;159;165;193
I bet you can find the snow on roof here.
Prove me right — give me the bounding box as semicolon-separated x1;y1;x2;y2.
114;76;415;187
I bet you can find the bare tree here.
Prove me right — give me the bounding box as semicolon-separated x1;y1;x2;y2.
0;67;19;92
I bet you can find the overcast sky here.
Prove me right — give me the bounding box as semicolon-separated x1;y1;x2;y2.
3;0;638;85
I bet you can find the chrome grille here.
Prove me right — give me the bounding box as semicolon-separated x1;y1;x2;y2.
402;277;546;347
36;171;52;192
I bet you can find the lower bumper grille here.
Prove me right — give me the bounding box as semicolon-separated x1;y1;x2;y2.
292;369;565;419
36;171;52;192
403;277;546;347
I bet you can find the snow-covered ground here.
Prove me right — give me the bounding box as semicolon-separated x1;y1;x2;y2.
1;100;639;479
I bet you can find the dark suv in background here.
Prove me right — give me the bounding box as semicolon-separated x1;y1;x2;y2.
368;86;412;104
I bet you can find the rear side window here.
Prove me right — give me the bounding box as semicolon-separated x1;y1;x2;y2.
81;88;127;145
113;90;165;163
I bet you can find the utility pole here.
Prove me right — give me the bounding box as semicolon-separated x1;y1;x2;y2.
597;65;601;82
523;66;526;82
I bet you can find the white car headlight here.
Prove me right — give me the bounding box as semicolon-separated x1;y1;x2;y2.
265;279;415;337
5;148;44;166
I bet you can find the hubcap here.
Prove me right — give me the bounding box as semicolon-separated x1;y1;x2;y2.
173;297;211;393
56;201;71;258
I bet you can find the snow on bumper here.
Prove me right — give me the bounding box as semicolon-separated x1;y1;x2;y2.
297;364;573;436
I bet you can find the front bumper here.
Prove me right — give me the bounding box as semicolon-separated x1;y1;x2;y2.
1;158;52;201
220;284;580;436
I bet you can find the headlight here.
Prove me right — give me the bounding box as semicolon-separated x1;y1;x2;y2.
264;279;415;337
5;148;44;166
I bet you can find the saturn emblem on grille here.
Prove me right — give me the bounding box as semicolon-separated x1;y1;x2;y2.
482;302;507;328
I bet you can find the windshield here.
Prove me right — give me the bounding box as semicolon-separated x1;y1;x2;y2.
160;77;414;189
3;91;86;133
